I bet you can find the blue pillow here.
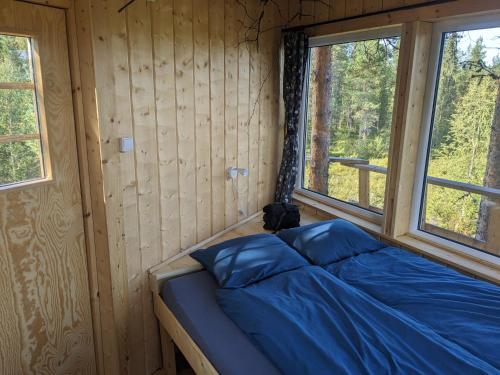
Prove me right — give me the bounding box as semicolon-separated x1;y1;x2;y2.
278;219;385;265
190;234;308;288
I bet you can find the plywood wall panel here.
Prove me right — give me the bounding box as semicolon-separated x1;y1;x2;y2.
1;2;96;373
0;215;22;375
0;2;30;372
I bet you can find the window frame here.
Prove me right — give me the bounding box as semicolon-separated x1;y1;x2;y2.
296;25;402;226
409;14;500;258
0;30;52;191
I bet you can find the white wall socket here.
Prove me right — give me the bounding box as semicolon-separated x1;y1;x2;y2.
119;137;134;153
227;167;249;179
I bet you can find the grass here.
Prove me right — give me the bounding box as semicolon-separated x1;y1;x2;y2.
303;157;483;239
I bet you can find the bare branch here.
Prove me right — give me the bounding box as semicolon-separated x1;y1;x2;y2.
236;0;334;50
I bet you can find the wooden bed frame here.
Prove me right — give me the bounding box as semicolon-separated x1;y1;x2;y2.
149;211;270;375
153;292;216;375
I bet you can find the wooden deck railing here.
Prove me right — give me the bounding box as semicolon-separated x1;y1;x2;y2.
307;156;500;253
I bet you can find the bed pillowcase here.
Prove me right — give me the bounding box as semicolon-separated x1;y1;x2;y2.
278;219;386;265
190;234;309;288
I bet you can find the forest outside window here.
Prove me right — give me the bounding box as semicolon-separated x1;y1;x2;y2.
300;28;401;216
0;34;46;188
414;19;500;256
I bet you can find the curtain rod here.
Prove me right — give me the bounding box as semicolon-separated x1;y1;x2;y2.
282;0;458;33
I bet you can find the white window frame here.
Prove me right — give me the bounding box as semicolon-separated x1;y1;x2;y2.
409;14;500;260
296;25;402;225
0;32;52;192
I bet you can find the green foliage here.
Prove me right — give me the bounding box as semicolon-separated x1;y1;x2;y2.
0;34;42;185
305;29;500;241
305;36;399;208
424;35;498;237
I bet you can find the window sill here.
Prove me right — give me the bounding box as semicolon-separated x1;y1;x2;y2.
293;191;383;235
293;191;500;284
395;234;500;284
0;177;53;193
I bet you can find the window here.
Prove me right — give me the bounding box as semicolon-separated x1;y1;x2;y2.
0;34;47;188
299;28;401;218
414;19;500;256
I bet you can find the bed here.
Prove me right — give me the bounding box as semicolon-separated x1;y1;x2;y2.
151;215;500;375
216;265;497;374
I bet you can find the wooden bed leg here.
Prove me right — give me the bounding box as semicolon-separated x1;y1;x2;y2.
160;327;177;375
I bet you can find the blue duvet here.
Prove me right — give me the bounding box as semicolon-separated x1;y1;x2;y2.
325;247;500;370
216;266;498;375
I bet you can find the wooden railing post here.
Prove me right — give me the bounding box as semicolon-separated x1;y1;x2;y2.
486;201;500;255
358;169;369;208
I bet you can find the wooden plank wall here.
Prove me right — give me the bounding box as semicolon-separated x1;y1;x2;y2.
81;0;283;373
287;0;436;25
75;0;443;373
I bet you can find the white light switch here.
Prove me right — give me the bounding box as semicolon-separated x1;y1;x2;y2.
119;137;134;153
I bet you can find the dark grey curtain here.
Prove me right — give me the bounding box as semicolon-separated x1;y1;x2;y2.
275;31;309;203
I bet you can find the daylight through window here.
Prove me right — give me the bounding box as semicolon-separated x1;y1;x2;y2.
0;34;45;188
301;31;401;215
418;25;500;255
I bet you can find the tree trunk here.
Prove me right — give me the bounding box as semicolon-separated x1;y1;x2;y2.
309;47;332;195
476;80;500;242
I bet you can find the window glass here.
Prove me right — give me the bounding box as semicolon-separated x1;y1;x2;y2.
0;89;38;136
0;35;32;83
0;34;45;187
420;26;500;254
0;140;43;185
302;35;401;214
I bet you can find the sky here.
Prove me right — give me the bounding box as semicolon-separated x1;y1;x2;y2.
456;27;500;64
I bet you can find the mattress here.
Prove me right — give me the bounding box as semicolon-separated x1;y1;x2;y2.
161;270;280;375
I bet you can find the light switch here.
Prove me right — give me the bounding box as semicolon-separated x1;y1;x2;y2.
119;137;134;153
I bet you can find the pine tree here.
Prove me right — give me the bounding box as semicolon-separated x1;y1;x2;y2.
309;46;333;194
432;32;460;149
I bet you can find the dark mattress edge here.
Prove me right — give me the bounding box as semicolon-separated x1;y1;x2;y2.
161;270;280;375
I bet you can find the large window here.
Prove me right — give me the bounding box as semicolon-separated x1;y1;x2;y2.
0;34;46;188
300;29;401;217
414;20;500;255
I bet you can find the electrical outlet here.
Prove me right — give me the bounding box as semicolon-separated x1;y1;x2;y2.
227;167;238;179
227;167;249;179
119;137;134;153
